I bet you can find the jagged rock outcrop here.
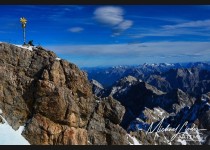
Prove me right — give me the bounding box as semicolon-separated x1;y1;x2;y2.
149;68;210;96
146;75;172;92
103;76;166;129
136;107;170;124
0;42;129;145
87;97;128;145
110;76;196;129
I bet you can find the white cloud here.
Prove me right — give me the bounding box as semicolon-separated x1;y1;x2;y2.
94;6;124;26
94;6;133;36
68;27;84;33
113;20;133;36
117;20;133;30
163;19;210;29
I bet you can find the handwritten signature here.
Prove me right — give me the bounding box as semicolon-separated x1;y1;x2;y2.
146;117;206;143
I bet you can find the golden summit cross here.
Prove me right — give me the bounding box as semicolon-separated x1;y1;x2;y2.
20;17;27;45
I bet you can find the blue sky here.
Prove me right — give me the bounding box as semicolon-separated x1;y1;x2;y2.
1;5;210;67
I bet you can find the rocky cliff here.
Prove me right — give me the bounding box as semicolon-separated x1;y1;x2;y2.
0;42;131;145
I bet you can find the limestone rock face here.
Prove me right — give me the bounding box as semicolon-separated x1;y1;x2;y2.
87;96;128;145
0;43;128;145
23;114;88;145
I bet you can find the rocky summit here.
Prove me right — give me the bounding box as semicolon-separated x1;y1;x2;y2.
0;42;132;145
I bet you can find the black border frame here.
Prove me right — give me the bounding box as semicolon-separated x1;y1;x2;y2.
1;0;210;5
0;0;210;149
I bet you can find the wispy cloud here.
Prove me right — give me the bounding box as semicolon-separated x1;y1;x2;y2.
163;19;210;29
129;27;210;38
36;6;84;22
46;41;210;57
130;15;188;23
63;5;84;11
112;20;133;36
93;6;133;36
68;27;84;33
128;19;210;39
46;41;210;67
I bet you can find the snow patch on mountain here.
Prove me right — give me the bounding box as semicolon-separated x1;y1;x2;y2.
127;134;142;145
154;108;164;116
0;110;30;145
165;63;173;66
14;44;34;51
110;86;122;95
177;139;187;145
56;57;61;60
110;76;139;96
91;79;104;89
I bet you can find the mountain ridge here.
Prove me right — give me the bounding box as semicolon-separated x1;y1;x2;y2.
0;42;134;145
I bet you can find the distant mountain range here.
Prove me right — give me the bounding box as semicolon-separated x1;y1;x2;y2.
82;62;210;88
83;62;210;145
